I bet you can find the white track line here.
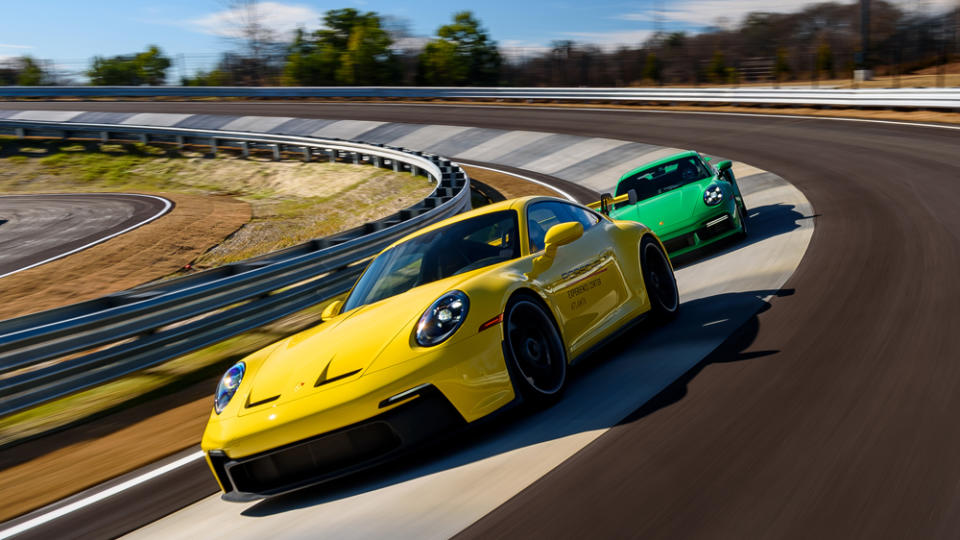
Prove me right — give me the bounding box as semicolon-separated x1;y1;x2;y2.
459;163;578;202
0;193;172;280
0;451;204;540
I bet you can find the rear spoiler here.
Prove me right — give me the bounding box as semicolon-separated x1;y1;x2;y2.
587;192;632;216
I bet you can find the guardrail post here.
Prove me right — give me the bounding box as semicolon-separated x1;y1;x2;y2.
373;156;383;167
352;152;360;165
393;159;401;172
210;137;217;157
302;147;312;162
139;133;149;144
14;128;24;139
175;135;184;149
100;131;110;143
239;141;249;158
272;144;281;161
326;149;336;163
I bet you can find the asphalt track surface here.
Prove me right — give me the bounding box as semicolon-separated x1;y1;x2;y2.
0;193;172;279
2;102;959;538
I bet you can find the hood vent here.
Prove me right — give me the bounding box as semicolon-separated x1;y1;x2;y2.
315;368;362;388
245;393;280;409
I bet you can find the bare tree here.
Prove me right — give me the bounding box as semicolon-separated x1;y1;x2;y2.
218;0;280;84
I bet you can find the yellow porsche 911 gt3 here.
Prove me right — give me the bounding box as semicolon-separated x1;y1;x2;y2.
202;196;679;499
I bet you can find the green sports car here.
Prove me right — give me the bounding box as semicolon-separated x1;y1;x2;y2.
596;151;748;258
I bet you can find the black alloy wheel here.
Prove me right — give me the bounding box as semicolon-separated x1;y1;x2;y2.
641;237;680;321
737;203;749;239
504;297;567;403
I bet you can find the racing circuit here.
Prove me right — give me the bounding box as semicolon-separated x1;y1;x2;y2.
0;193;171;279
0;101;958;538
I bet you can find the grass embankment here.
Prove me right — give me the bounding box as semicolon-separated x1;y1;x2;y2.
0;138;435;268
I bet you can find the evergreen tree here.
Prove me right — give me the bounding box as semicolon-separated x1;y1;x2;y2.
418;12;501;85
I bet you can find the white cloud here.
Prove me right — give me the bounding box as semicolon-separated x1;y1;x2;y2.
619;0;817;27
392;36;430;52
0;44;34;50
189;2;322;39
619;0;959;29
561;30;654;48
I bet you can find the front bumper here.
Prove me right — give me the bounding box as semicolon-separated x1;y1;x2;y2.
202;325;514;497
208;384;465;499
661;209;742;257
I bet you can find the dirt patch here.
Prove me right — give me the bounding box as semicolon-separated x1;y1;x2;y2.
196;167;433;266
0;379;215;523
0;167;543;523
0;192;249;320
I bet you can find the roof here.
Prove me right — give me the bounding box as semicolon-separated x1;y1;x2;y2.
384;195;563;250
616;150;699;183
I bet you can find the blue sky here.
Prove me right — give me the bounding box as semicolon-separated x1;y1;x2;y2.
0;0;946;78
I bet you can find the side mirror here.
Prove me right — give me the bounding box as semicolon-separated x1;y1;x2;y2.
321;300;343;321
627;189;638;205
715;160;732;172
544;221;583;248
528;222;583;278
599;193;614;216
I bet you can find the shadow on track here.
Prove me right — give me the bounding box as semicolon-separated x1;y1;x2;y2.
241;286;790;518
673;202;816;269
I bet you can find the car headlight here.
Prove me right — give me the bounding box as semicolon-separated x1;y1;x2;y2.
214;361;245;414
703;185;723;206
416;291;469;347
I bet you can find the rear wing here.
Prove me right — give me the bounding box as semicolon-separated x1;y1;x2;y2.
586;192;632;216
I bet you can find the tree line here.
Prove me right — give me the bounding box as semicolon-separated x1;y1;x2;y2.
183;9;500;86
1;2;957;87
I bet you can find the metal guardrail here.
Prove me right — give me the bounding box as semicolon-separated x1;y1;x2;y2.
0;119;471;417
1;85;960;109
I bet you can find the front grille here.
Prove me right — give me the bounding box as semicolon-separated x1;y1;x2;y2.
663;234;694;253
698;213;735;241
227;422;400;494
217;384;465;496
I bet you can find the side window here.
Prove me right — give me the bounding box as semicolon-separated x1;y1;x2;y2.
526;201;599;252
564;204;601;230
527;203;564;252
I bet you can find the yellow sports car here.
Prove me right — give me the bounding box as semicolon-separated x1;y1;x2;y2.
202;196;679;500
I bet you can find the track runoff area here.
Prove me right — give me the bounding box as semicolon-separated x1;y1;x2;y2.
0;193;171;279
1;100;957;538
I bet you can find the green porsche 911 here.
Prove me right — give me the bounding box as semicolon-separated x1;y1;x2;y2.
591;151;748;258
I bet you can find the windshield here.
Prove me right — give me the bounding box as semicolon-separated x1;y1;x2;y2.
615;156;712;203
342;210;520;311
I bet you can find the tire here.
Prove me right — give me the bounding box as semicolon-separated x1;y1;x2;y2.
503;296;567;405
641;236;679;322
736;202;749;239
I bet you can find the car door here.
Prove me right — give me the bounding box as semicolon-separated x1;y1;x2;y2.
525;201;630;354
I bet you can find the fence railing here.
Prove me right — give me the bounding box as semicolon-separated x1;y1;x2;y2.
1;86;959;109
0;119;471;417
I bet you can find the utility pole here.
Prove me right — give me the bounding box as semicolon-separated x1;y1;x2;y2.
856;0;872;82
